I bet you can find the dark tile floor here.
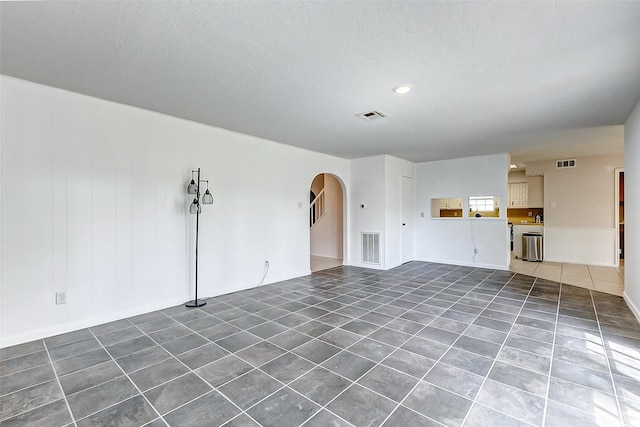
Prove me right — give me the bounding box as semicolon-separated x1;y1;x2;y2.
1;262;639;427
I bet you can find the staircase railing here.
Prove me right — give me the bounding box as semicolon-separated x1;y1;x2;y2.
310;188;326;228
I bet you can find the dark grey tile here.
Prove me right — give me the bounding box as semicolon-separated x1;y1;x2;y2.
382;349;435;378
164;391;240;427
476;379;545;426
340;319;380;336
385;318;424;334
321;351;376;381
95;326;143;347
489;362;548;397
304;409;352;427
136;316;179;334
613;373;640;402
148;324;192;344
400;310;436;324
429;317;468;333
199;323;241;342
144;373;211;415
128;311;168;325
176;343;228;369
358;365;418;402
472;316;512;333
453;335;501;359
196;355;253;388
504;335;553;358
268;330;312;350
553;345;609;372
404;381;472;426
0;380;63;421
327;384;396;427
347;338;395;362
273;313;309;328
416;326;460;346
53;348;111;376
59;360;122;395
0;351;49;377
401;337;449;360
619;398;640;427
496;346;550;375
464;325;507;345
247;321;288;339
44;329;93;349
260;353;315;384
236;341;287;367
129;358;190;391
293;339;341;364
295;320;334;338
116;345;171;373
0;340;45;362
0;363;55;396
247;387;319;427
215;331;261;353
465;403;532;427
161;333;209;356
382;406;440;427
48;337;101;361
368;327;412;347
106;336;155;359
229;314;266;330
0;398;72;427
66;376;138;420
290;367;351;406
440;347;494;377
222;413;260;427
319;328;362;348
317;313;353;327
424;363;484;400
76;395;157;427
218;369;281;410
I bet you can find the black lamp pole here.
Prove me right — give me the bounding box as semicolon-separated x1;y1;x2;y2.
186;168;213;308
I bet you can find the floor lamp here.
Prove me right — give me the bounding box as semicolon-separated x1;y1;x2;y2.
186;168;213;307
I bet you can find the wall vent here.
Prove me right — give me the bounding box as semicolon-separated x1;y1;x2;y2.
355;110;387;121
361;232;380;264
556;159;576;169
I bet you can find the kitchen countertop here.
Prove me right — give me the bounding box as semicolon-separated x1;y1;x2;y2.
511;222;544;226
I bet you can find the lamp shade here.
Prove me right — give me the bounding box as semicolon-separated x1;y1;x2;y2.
202;189;213;204
187;179;197;194
189;199;201;214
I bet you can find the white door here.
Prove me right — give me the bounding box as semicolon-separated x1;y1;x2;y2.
401;176;415;263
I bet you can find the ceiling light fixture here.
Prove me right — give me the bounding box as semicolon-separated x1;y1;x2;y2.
392;84;413;95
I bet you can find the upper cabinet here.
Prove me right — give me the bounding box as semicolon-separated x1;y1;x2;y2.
507;176;544;208
508;182;528;207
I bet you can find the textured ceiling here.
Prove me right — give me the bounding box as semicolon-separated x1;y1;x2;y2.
2;1;639;163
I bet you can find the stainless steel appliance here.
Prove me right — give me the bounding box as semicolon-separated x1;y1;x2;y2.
522;232;543;261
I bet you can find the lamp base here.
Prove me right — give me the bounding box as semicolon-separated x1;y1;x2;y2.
185;299;207;308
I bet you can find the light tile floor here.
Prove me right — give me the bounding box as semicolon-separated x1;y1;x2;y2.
1;262;639;426
510;258;625;296
310;256;342;273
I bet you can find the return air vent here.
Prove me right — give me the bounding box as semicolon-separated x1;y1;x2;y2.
556;159;576;169
361;232;380;264
355;110;387;121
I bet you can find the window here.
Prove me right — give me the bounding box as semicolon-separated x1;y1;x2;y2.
469;196;499;217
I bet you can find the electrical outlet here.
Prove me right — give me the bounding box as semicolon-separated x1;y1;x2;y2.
55;291;66;305
473;248;478;255
528;212;533;217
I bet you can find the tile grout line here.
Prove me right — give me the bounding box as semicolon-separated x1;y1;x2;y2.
41;339;78;427
539;280;562;427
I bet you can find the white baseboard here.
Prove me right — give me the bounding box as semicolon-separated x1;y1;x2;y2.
0;296;188;349
623;292;640;324
414;257;509;271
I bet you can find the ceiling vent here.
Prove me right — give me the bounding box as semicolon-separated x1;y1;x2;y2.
556;159;576;169
355;110;387;121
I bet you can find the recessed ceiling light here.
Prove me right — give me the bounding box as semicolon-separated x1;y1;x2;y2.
392;84;413;95
510;164;518;169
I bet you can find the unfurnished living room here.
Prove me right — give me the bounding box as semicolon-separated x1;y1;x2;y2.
2;2;640;427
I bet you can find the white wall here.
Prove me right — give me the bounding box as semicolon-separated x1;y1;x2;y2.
526;154;624;266
310;174;344;259
349;156;386;268
0;76;350;347
624;98;640;321
415;153;510;270
384;156;415;267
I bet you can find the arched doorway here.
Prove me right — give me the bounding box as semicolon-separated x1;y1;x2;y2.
309;173;344;272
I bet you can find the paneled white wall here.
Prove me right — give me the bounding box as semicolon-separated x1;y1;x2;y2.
415;153;510;270
624;98;640;320
0;76;349;346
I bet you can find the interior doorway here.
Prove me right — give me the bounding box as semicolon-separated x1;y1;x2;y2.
309;173;345;272
616;169;625;267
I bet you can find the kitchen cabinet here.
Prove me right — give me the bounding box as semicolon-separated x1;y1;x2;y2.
439;198;462;209
508;182;528;207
